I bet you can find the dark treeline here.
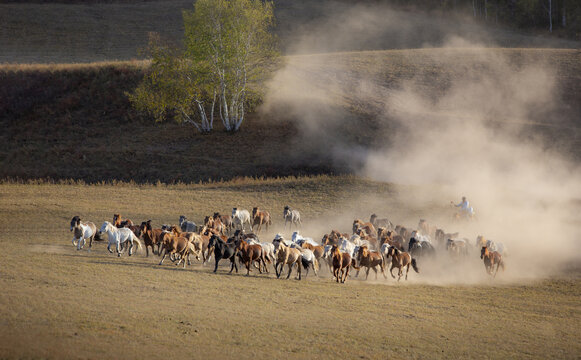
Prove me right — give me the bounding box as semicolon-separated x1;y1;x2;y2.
388;0;580;39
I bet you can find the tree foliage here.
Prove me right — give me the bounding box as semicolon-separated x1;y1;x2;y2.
129;0;278;133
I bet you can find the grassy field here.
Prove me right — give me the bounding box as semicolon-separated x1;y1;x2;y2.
0;178;579;359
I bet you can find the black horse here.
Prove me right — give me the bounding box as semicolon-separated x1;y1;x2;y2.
209;235;239;274
408;237;436;258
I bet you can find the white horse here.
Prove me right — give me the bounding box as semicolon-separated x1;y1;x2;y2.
283;206;302;229
339;237;357;258
99;221;142;257
299;248;318;277
410;230;432;244
232;208;252;231
70;216;97;251
291;231;319;246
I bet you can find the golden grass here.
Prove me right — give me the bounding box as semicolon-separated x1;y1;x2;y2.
0;178;579;359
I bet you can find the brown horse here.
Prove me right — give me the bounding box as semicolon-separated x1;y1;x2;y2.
251;207;272;233
385;246;419;281
236;240;267;275
353;219;377;237
379;230;405;251
331;245;351;283
138;220;164;257
275;242;302;280
321;229;347;246
158;233;197;268
354;246;386;280
113;214;134;228
213;212;233;234
481;246;505;278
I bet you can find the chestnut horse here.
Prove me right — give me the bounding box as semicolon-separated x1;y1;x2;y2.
251;207;272;233
385;246;419;281
331;244;351;283
138;220;163;257
352;219;377;237
236;240;267;275
354;245;386;280
481;246;505;278
158;232;197;268
213;212;233;234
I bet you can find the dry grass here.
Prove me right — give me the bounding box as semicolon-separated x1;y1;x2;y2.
0;178;579;359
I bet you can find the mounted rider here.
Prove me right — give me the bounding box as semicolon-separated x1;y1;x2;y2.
452;196;475;219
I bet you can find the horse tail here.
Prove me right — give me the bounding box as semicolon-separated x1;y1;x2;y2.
301;256;310;270
411;258;419;273
132;233;143;251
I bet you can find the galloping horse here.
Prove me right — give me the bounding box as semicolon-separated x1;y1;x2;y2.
158;232;198;268
275;241;302;280
446;238;469;258
113;214;134;228
232;208;252;232
179;215;197;233
99;221;142;257
481;246;505;278
370;214;393;230
251;207;272;233
213;213;233;234
353;219;377;237
208;235;239;274
138;220;163;257
236;240;267;275
385;246;419;281
112;213;141;237
70;216;97;250
283;205;302;230
408;236;436;258
354;245;386;280
331;244;351;283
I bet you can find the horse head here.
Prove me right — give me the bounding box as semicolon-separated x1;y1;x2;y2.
480;246;488;259
99;221;111;234
113;214;121;226
70;216;81;231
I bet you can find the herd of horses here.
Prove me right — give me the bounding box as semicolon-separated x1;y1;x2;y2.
69;207;508;282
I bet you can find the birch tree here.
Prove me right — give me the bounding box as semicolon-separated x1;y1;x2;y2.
129;33;215;133
183;0;277;132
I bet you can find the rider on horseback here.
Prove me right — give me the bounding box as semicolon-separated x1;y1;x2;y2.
452;196;475;219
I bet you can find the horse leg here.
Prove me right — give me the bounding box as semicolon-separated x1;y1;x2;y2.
72;236;78;247
159;251;168;265
116;242;121;257
389;264;396;279
213;257;220;273
128;242;134;256
286;263;292;279
297;262;302;280
405;264;410;280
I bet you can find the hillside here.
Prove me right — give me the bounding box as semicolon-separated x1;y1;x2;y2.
0;0;579;64
1;48;580;183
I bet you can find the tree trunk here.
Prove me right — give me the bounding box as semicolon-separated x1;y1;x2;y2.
549;0;553;32
562;0;566;28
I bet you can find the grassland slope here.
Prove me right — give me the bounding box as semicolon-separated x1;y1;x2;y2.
1;48;580;183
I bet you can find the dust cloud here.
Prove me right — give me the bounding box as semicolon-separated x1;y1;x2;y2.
261;3;581;283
